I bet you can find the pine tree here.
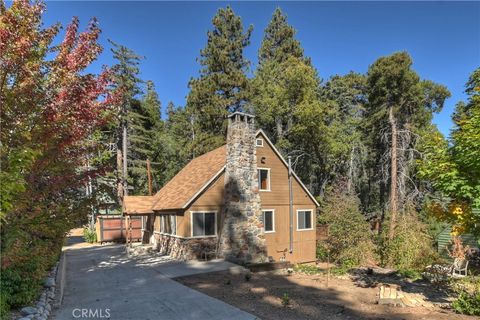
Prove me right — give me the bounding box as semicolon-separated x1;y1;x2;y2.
365;52;450;237
109;41;144;199
253;8;308;149
258;8;305;65
322;72;368;195
187;6;252;156
128;81;163;195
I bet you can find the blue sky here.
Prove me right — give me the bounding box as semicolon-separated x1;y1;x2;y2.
40;1;480;137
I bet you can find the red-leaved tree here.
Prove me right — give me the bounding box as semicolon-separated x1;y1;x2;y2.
0;0;119;312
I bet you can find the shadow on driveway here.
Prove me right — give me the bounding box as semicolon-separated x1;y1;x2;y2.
53;244;256;320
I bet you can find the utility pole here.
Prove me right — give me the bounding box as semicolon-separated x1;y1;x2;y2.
288;156;294;254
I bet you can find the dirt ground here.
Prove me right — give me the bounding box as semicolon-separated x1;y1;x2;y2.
176;269;474;320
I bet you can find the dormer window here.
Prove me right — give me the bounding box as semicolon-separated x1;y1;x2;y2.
256;138;264;147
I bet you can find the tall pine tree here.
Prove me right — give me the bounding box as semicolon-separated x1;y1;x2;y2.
109;40;144;200
128;81;163;195
365;52;450;237
187;6;252;156
258;8;305;65
253;8;308;149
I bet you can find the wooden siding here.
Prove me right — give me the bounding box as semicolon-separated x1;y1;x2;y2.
256;133;316;206
263;205;317;263
184;133;317;263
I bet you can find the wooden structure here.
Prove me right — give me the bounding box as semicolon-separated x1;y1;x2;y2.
95;215;142;243
123;126;318;263
437;225;479;257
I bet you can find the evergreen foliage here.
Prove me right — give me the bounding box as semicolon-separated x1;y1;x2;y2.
187;6;252;156
318;180;376;267
258;8;305;65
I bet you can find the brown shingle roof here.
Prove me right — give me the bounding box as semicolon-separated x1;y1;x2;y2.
151;145;226;211
124;196;154;215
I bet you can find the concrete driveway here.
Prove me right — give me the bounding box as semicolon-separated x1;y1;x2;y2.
53;242;256;320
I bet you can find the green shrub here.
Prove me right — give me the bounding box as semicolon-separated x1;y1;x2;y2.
0;239;60;319
281;293;290;307
318;181;376;267
0;292;9;320
452;291;480;315
83;227;97;243
398;269;422;281
316;242;329;261
294;264;320;275
451;277;480;316
379;208;438;270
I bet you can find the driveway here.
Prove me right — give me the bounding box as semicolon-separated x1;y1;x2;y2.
53;242;256;320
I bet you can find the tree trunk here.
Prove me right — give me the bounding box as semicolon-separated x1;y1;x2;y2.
275;117;283;143
347;146;355;193
117;148;124;205
388;106;398;240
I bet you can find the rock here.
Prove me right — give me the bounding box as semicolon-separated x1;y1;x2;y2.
46;304;51;312
43;277;56;288
18;317;30;320
20;307;37;316
369;267;396;276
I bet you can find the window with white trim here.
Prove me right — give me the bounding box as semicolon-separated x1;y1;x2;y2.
258;168;270;191
192;212;216;237
261;210;275;233
256;138;264;147
297;210;313;230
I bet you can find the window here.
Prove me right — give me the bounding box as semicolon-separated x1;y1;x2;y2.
160;215;165;233
170;215;176;236
258;168;270;191
192;212;216;237
261;210;275;233
297;210;313;230
256;138;264;147
160;215;176;235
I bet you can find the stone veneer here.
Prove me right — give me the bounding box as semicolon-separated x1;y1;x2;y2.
218;112;267;264
154;233;216;260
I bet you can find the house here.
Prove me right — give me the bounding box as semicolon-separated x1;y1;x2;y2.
124;112;318;264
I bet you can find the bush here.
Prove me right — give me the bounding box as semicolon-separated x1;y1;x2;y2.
0;292;9;320
0;237;61;319
316;242;329;261
451;277;480;315
452;291;480;315
281;293;290;307
83;227;97;243
318;181;376;267
398;269;422;281
379;207;438;270
294;264;320;275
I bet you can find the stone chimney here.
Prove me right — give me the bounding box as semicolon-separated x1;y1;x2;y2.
219;112;267;264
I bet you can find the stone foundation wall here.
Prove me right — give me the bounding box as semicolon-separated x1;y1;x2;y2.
154;233;217;260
